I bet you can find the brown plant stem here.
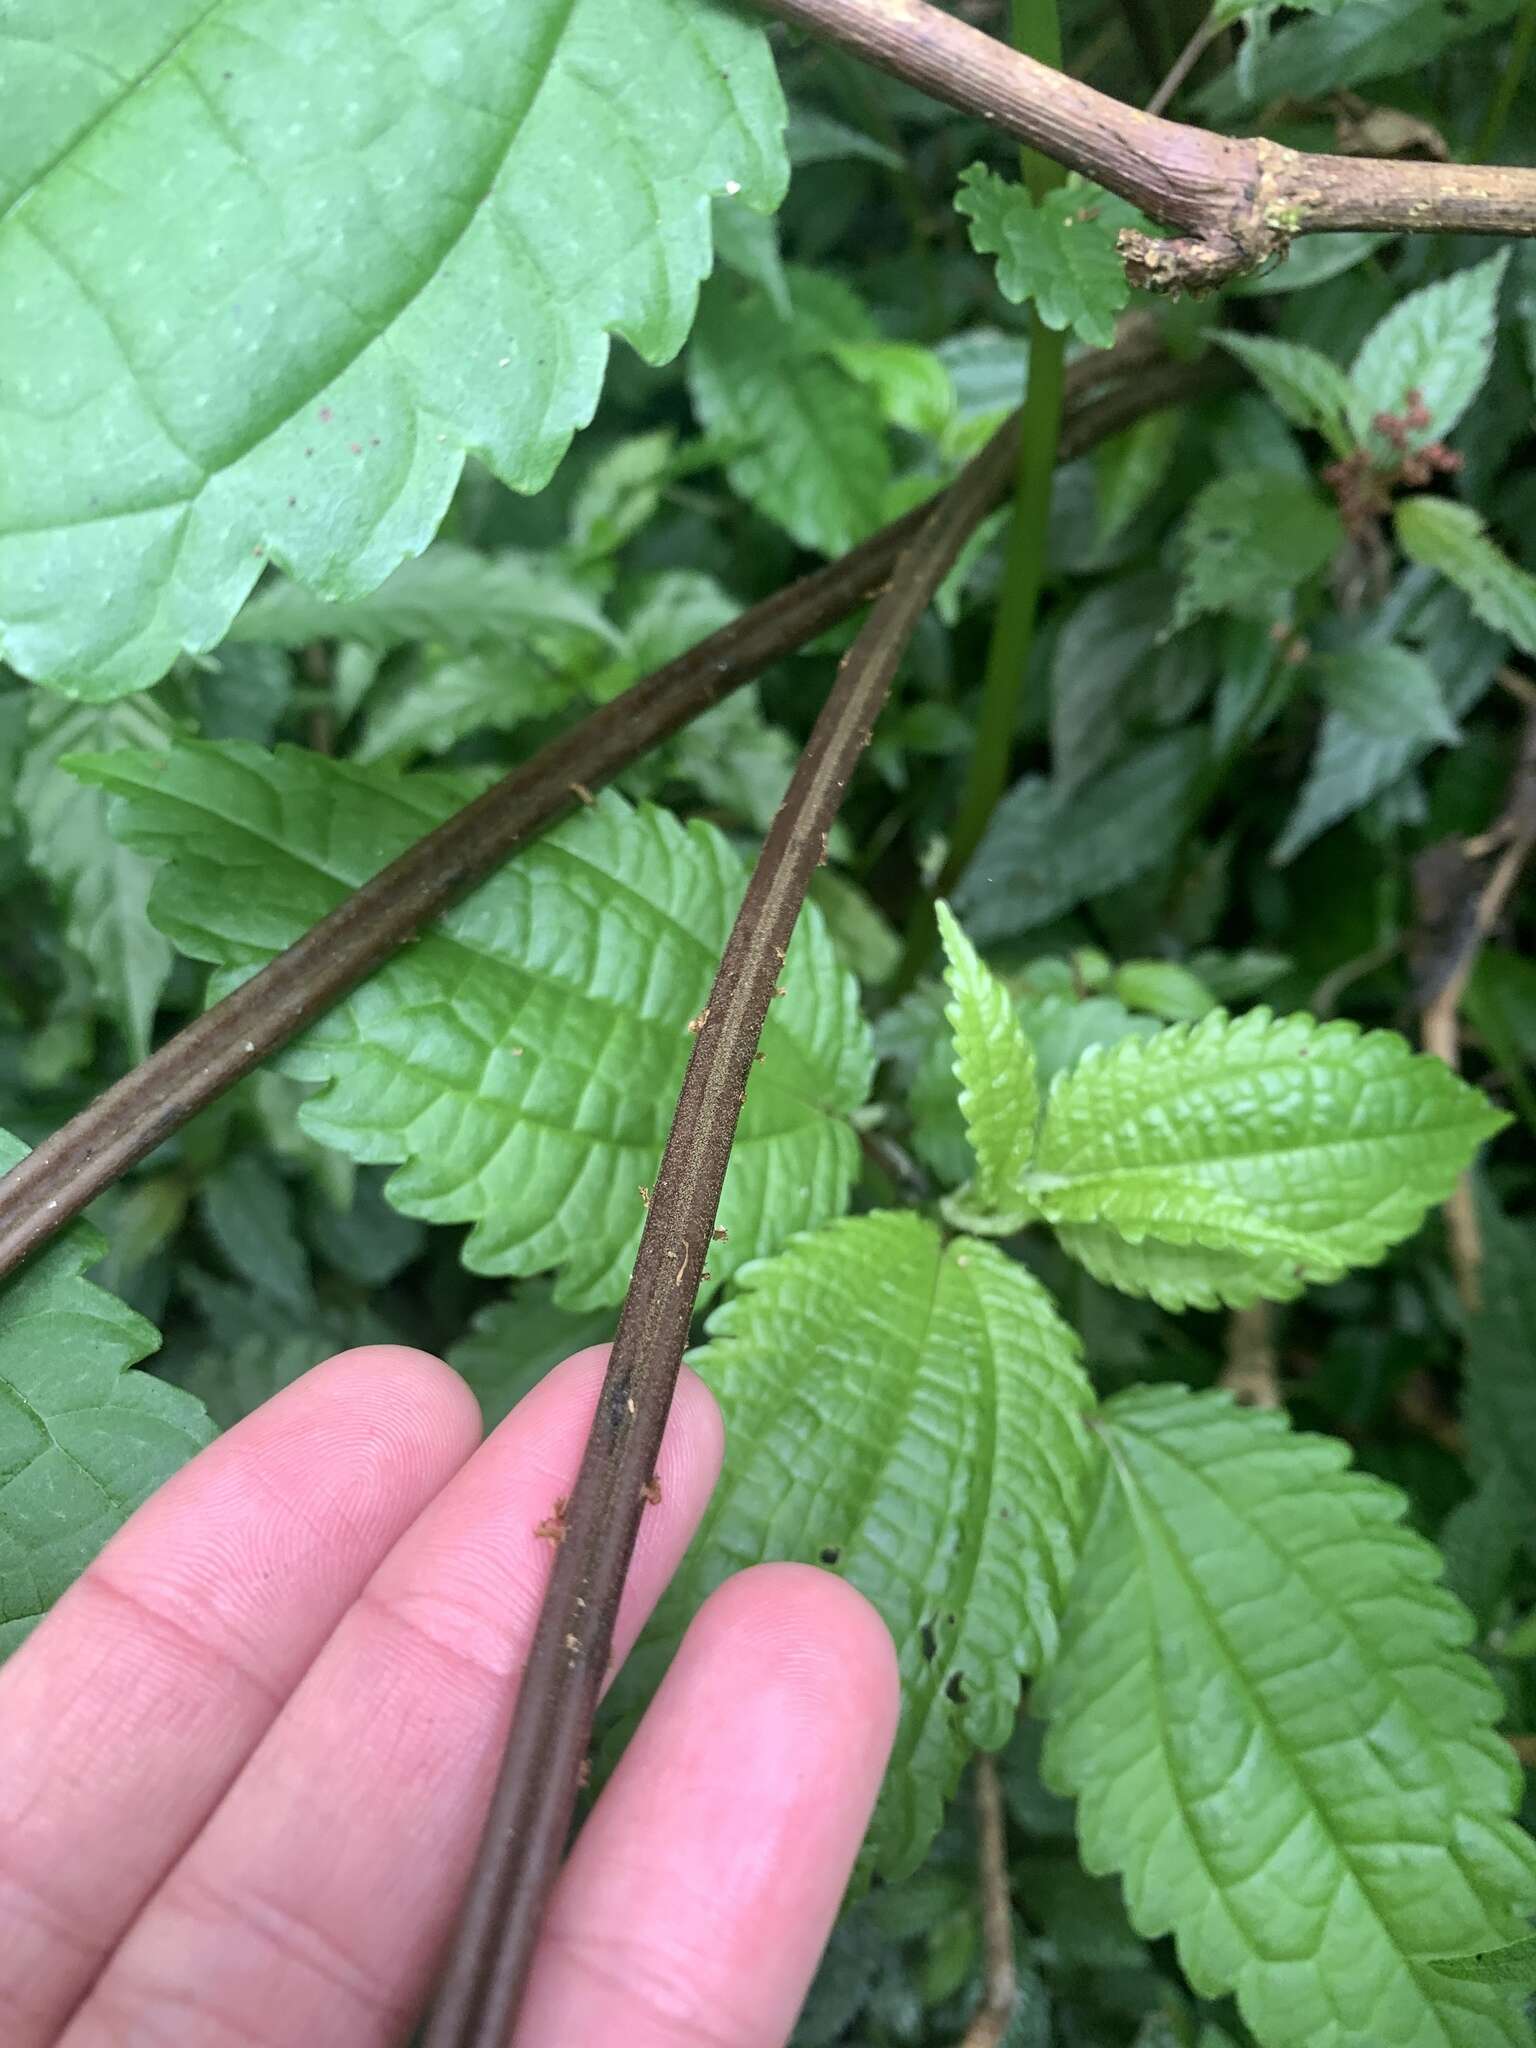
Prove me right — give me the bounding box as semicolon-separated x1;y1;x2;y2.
422;398;1011;2048
754;0;1536;287
0;351;1205;1286
958;1754;1018;2048
1414;709;1536;1312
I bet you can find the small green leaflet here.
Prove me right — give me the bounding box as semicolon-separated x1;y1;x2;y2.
225;546;616;658
0;0;785;699
1038;1386;1536;2048
1024;1008;1507;1310
1213;333;1362;458
936;904;1038;1216
0;1127;213;1657
605;1211;1099;1878
1352;255;1507;457
953;732;1208;945
1172;472;1341;630
1308;645;1460;746
687;268;893;555
77;744;873;1310
16;694;176;1060
955;167;1137;350
1396;498;1536;657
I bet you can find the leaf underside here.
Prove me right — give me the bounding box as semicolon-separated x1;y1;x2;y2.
0;0;786;697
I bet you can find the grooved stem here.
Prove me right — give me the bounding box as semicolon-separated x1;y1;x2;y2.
422;393;1012;2048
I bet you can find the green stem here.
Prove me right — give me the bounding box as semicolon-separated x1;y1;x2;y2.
894;0;1066;991
1475;0;1536;160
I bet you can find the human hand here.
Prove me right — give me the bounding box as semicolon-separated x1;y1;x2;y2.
0;1344;899;2045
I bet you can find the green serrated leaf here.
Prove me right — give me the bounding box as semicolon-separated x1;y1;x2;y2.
1050;573;1173;799
936;904;1039;1212
607;1211;1099;1878
1352;256;1508;458
1214;332;1362;457
1172;472;1341;631
687;268;891;554
1039;1385;1536;2048
447;1284;613;1433
352;649;581;767
0;0;785;699
1396;499;1536;658
1029;1008;1507;1310
0;1126;213;1656
227;545;616;657
17;694;175;1059
955;166;1134;350
1309;645;1460;746
77;743;873;1309
954;732;1208;946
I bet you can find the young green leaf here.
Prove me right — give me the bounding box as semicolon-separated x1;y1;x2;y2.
608;1211;1099;1877
1352;255;1508;456
1213;333;1363;457
1038;1385;1536;2048
936;903;1039;1212
1172;472;1341;630
16;694;175;1059
0;0;783;699
1308;645;1460;746
955;166;1135;350
687;269;892;555
77;744;873;1309
1028;1008;1507;1309
0;1127;213;1656
953;732;1208;945
1396;498;1536;657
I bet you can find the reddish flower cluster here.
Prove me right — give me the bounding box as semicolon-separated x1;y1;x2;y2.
1321;386;1463;538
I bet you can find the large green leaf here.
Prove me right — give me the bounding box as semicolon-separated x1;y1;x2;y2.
0;1127;213;1657
1039;1386;1536;2048
608;1211;1099;1877
0;0;785;698
77;744;873;1308
16;693;175;1059
1028;1008;1507;1310
1352;257;1507;459
686;268;892;554
1396;499;1536;658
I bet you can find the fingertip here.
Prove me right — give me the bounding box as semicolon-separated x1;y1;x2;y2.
689;1562;902;1760
272;1342;483;1466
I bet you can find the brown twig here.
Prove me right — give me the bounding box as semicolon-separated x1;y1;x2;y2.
0;351;1209;1286
958;1754;1017;2048
755;0;1536;288
421;393;1011;2048
1414;710;1536;1310
1218;1301;1281;1409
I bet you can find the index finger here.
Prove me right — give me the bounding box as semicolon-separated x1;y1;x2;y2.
0;1344;481;2047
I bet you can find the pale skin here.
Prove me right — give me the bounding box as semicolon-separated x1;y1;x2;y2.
0;1344;901;2046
